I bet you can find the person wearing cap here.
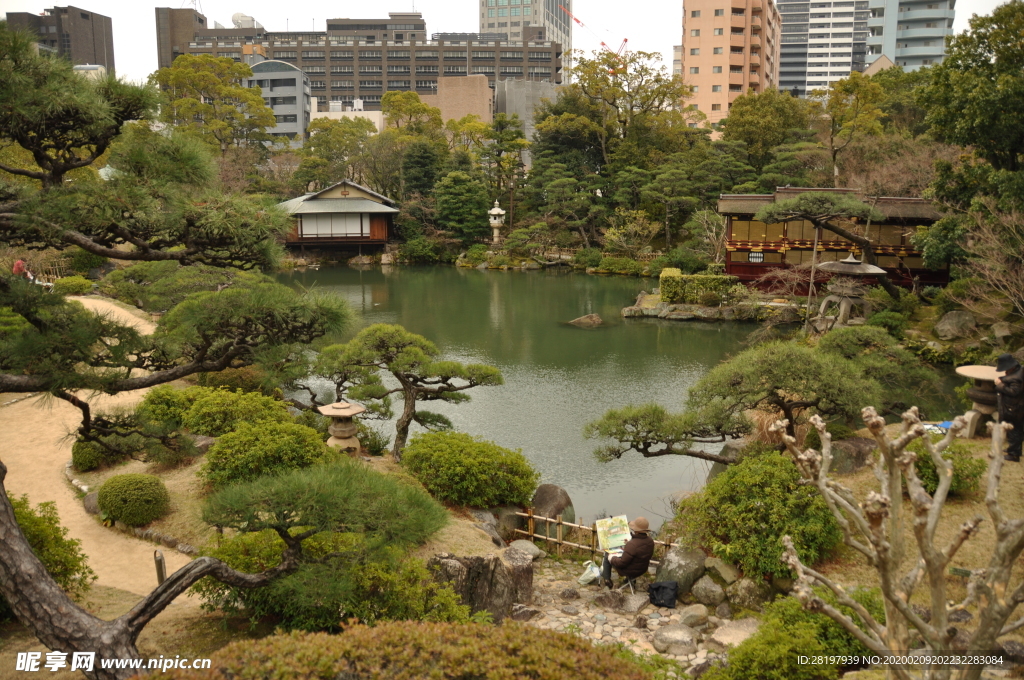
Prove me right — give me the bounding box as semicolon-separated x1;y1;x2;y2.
995;353;1024;462
601;516;654;589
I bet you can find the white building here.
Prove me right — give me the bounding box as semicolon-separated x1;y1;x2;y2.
866;0;956;70
246;60;311;147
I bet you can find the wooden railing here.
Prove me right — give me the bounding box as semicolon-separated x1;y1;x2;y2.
514;509;681;568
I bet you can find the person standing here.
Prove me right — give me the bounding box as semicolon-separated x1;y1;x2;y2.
601;517;654;589
995;353;1024;462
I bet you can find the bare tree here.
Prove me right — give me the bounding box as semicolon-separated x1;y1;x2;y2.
775;408;1023;680
955;205;1024;321
687;210;728;264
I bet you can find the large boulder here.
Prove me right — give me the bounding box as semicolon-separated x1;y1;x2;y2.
594;590;626;610
704;557;740;586
706;617;761;652
427;548;534;622
678;603;709;627
654;545;706;597
692;575;726;607
82;492;100;516
530;484;575;536
508;539;545;560
830;437;876;474
568;313;603;327
621;593;650;614
491;505;524;541
652;624;699;656
934;311;977;340
725;577;773;612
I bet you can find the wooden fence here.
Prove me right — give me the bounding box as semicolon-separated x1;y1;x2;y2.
514;509;680;568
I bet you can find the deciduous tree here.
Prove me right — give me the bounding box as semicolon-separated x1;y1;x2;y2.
810;72;885;187
721;88;811;173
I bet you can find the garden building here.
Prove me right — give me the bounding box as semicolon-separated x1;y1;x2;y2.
278;179;397;247
718;187;948;287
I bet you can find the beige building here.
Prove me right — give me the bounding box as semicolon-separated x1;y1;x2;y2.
680;0;782;127
420;74;494;124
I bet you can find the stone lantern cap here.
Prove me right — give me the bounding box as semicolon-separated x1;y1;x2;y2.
817;253;886;276
317;401;367;418
488;200;506;219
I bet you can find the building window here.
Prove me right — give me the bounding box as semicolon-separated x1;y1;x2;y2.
474;51;496;58
331;80;354;88
730;66;744;73
275;115;297;123
359;80;382;88
512;8;521;15
715;28;725;35
359;66;383;73
473;65;495;73
500;51;524;59
388;50;411;58
922;59;933;64
275;51;297;59
331;51;353;59
445;51;469;59
416;65;439;73
714;47;724;54
302;51;325;59
692;86;699;92
387;80;411;88
689;67;699;74
331;66;353;74
489;9;496;17
715;9;725;15
416;80;437;89
498;8;508;16
712;103;722;110
528;66;552;74
500;65;523;74
303;66;325;74
748;251;764;263
713;66;723;73
729;84;743;91
691;29;700;36
387;65;411;73
360;50;382;58
690;48;700;55
488;0;496;4
444;65;468;74
712;84;722;91
416;51;439;59
691;9;701;17
524;7;531;14
309;81;326;90
529;51;551;60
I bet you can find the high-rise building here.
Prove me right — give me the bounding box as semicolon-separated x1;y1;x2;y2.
866;0;955;70
673;44;683;75
6;5;114;73
477;0;571;66
247;61;312;147
778;0;869;97
679;0;782;127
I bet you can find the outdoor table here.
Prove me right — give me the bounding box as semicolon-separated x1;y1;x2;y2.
954;365;1001;438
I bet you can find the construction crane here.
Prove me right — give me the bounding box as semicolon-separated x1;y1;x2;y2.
558;5;628;68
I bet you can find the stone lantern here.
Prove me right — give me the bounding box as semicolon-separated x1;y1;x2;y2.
812;254;887;330
317;401;366;452
488;200;506;245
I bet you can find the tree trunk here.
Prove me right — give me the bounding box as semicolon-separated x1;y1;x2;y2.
391;383;418;461
665;209;672;249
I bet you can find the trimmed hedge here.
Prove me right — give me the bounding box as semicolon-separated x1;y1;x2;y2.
181;388;291;437
53;275;94;296
660;268;739;304
97;474;170;527
402;431;540;507
158;625;653;680
598;256;643;276
71;440;129;472
201;421;329;489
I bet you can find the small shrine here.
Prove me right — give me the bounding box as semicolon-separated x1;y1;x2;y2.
317;401;367;453
812;253;887;331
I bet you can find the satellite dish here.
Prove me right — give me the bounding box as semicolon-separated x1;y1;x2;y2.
231;12;245;25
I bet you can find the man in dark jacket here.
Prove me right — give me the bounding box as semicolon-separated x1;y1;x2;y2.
601;517;655;589
996;353;1024;462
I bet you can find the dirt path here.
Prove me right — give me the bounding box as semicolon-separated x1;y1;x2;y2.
2;296;193;599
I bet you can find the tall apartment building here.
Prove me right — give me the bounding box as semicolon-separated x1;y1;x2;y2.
866;0;955;70
477;0;571;59
7;5;114;73
673;45;683;75
155;9;563;113
680;0;782;127
777;0;869;96
248;60;312;147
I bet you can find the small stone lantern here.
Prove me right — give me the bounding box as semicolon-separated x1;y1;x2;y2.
488;200;506;245
317;401;366;453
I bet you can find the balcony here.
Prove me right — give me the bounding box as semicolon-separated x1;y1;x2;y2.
751;16;762;30
751;0;763;12
729;51;747;65
750;34;761;46
895;45;947;57
730;34;747;47
749;52;761;65
748;72;760;84
731;14;747;28
897;27;950;39
898;8;955;21
729;71;745;85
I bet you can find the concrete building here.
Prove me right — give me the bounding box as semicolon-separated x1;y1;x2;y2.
866;0;955;71
477;0;572;67
673;44;683;75
72;63;105;79
311;104;386;133
246;60;312;147
7;5;114;73
778;0;870;96
421;74;495;123
495;78;560;164
679;0;782;127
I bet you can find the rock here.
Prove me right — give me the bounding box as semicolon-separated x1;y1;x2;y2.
679;604;709;627
622;593;650;613
510;604;542;621
692;575;726;607
947;608;973;623
469;508;497;526
187;434;216;454
380;252;394;265
725;578;773;612
474;522;507;548
530;484;575;535
83;492;100;515
508;539;546;561
635;614;648;629
655;546;706;596
911;604;931;623
926;341;946;352
347;255;374;266
559;587;580;600
491;505;524;541
568;313;603;327
594;590;626;610
706;617;761;652
717;438;752;465
993;322;1013;347
949;626;972;652
704;557;740;586
830;437;877;474
999;640;1024;664
161;535;177;548
771;575;795;594
560;605;579;616
935;311;977;340
427;550;534;621
652;624;699;656
688;659;718;678
715;603;733;619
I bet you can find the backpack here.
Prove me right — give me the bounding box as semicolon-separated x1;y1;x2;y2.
648;580;678;608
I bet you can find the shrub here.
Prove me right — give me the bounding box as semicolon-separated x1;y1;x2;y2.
2;494;96;621
906;438;986;497
866;310;910;339
660;269;739;305
646;256;670;277
158;626;653;680
402;431;540;507
864;286;921;318
934;277;982;316
52;275;94;296
660;267;684;303
803;422;857;451
463;244;489;265
598;256;643;276
488;254;512;268
71;440;129;472
703;620;834;680
65;246;108;274
357;420;391;456
762;587;885;660
196;366;268;394
0;306;31;336
704;262;727;275
920;286;943;304
201;421;329;489
100;262;263;312
136;385;208;428
664;246;710;274
97;474;171;527
573;247;603;268
698;290;722;307
676;452;842;578
181;388;291;437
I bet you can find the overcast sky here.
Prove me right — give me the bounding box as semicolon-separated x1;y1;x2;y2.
1;0;1010;84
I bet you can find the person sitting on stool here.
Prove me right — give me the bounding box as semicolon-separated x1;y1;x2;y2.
601;516;654;589
995;353;1024;462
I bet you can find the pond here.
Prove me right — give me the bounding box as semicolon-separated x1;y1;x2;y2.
279;264;757;530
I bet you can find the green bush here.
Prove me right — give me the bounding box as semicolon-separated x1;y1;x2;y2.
136;385;208;428
660;267;684;303
181;388;291;437
934;277;982;316
704;262;727;275
71;440;130;472
100;262;263;312
488;254;512;268
664;246;710;274
660;269;739;304
463;244;489;265
703;620;834;680
646;256;670;277
201;421;329;489
357;420;391;456
598;256;643;276
803;422;857;451
0;306;31;336
196;366;268;394
159;625;653;680
402;431;540;507
864;286;920;318
698;290;723;307
573;247;603;268
763;587;885;660
2;494;96;621
920;286;943;304
65;246;108;274
866;310;910;339
676;452;842;578
906;438;987;497
97;474;171;527
52;275;94;296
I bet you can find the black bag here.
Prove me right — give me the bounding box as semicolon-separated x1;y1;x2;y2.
648;580;678;608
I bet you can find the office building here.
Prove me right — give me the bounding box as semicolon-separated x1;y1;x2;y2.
679;0;782;127
247;61;312;147
673;44;683;75
155;9;563;113
477;0;571;63
7;5;114;73
777;0;869;96
866;0;955;71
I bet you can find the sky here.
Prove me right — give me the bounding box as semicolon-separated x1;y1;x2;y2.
0;0;1011;84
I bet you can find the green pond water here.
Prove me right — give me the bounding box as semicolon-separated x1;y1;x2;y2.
278;265;959;530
